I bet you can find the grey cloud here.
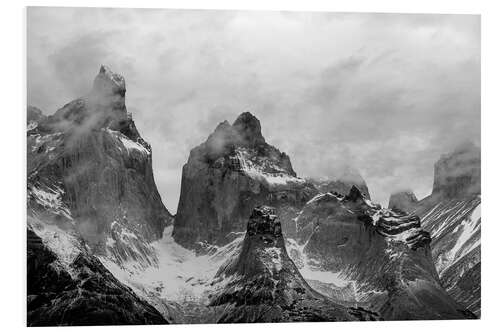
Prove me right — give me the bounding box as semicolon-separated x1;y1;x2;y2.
27;8;480;211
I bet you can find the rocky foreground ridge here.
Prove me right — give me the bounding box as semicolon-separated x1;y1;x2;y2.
209;206;378;322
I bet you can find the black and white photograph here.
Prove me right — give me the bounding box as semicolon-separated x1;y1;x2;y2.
20;3;486;327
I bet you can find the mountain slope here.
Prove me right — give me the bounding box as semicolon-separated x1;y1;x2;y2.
27;222;168;326
292;186;474;320
414;143;481;316
26;66;174;325
27;65;172;266
209;206;377;322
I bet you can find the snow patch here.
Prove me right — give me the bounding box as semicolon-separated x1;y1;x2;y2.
235;148;305;188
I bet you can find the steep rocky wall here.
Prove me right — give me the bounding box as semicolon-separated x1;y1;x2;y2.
27;66;172;254
173;113;317;248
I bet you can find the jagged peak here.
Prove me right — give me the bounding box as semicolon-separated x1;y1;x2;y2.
346;185;365;202
92;65;126;96
232;112;265;145
214;120;231;132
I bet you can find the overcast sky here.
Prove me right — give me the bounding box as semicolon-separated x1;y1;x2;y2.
27;8;480;212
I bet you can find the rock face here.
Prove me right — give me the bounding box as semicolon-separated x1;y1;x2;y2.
209;206;377;323
27;66;173;259
415;143;481;316
173;113;317;248
294;186;474;320
388;191;418;213
26;66;174;325
27;226;168;326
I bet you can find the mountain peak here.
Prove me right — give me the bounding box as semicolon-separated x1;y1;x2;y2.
346;185;365;202
232;112;265;145
210;205;361;322
92;65;126;97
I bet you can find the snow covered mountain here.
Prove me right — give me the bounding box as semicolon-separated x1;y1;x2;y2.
291;186;474;320
414;143;481;316
27;66;173;325
173;112;318;247
27;65;172;260
26;66;479;325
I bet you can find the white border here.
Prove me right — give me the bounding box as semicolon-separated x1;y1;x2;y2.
2;0;498;332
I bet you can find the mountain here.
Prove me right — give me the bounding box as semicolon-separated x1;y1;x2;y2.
208;206;378;322
27;66;174;325
292;186;474;320
27;65;173;265
388;190;418;213
414;143;481;316
173;112;317;248
27;223;167;326
306;167;371;199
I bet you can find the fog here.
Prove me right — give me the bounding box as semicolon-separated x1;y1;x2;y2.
27;8;480;212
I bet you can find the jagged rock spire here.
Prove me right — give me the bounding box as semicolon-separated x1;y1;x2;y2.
92;65;126;96
232;112;265;146
346;185;365;202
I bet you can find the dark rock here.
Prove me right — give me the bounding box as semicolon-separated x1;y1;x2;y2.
173;113;317;248
294;187;474;320
27;66;172;258
209;206;378;322
27;228;168;326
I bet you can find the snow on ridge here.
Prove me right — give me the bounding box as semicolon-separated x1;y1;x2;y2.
285;237;352;288
29;184;72;220
28;217;83;278
106;129;150;155
235;148;305;188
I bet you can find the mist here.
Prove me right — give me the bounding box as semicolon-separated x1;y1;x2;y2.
27;8;480;212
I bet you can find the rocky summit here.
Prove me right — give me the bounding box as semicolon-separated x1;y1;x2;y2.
173;112;317;248
415;143;481;316
209;206;377;323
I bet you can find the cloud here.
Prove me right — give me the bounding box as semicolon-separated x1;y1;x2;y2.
27;8;480;211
